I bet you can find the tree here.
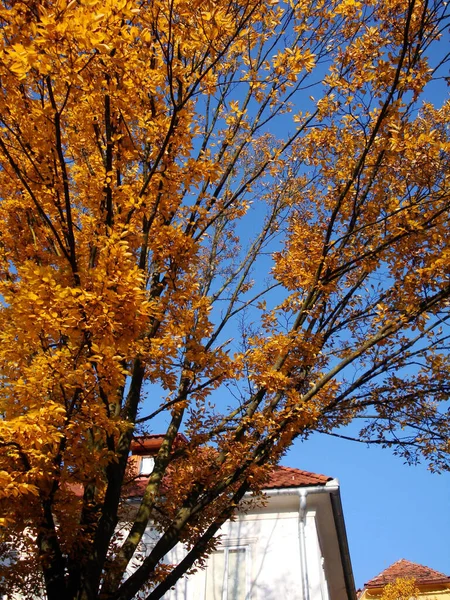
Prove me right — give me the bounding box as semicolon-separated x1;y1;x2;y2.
380;578;420;600
0;0;449;598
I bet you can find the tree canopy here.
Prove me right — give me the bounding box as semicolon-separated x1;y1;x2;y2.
0;0;449;598
380;578;420;600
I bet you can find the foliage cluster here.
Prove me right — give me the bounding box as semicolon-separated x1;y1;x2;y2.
0;0;448;598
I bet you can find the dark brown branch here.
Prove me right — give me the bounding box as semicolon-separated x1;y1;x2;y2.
46;77;78;281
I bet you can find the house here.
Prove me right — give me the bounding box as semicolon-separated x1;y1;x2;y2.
1;436;356;600
359;559;450;600
127;435;356;600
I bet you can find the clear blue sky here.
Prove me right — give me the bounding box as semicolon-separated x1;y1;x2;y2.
282;433;450;590
141;9;450;590
149;394;450;590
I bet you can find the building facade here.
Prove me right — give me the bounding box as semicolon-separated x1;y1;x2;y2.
128;436;356;600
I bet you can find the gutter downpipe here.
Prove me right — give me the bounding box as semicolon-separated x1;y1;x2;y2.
299;489;310;600
255;479;356;600
329;486;356;600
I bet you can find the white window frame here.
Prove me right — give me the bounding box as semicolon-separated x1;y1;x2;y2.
204;544;251;600
139;456;155;475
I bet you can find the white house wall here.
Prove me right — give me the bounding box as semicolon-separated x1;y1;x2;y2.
156;495;331;600
2;489;348;600
305;511;330;600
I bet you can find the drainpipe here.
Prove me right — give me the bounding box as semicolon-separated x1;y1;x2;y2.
256;479;355;600
299;489;310;600
328;487;356;600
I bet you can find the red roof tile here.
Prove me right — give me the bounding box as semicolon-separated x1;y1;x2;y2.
265;466;332;488
126;436;331;496
68;436;332;499
130;434;188;455
365;559;450;588
125;476;149;498
124;466;331;498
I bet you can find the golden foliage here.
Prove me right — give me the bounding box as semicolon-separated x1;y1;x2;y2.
0;0;448;598
380;577;420;600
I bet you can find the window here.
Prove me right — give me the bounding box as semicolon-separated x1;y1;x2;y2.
205;547;249;600
139;456;155;474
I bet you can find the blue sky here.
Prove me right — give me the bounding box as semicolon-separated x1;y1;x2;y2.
282;432;450;589
146;388;450;590
279;16;450;592
139;5;450;590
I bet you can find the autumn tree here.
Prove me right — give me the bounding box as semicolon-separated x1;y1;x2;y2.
0;0;449;598
380;578;420;600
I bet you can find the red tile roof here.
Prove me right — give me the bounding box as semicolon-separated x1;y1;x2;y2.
124;465;331;498
265;466;331;488
365;559;450;588
125;476;150;498
125;436;331;497
130;434;188;455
